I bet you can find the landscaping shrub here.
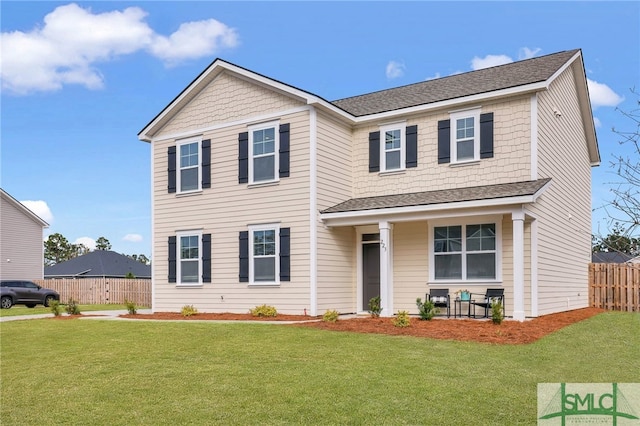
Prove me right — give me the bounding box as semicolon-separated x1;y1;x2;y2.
65;298;81;315
392;310;411;328
50;300;61;317
491;300;504;324
125;300;137;315
368;296;382;318
250;304;277;317
322;309;340;322
415;297;438;320
181;305;198;317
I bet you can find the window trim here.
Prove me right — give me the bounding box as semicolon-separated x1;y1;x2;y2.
429;216;502;284
248;121;280;185
450;109;481;164
248;223;280;286
176;230;203;286
379;123;406;172
177;137;202;193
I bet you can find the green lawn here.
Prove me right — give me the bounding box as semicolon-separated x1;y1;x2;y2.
0;304;133;317
1;312;638;425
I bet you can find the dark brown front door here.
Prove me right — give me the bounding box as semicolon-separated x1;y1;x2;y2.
362;242;380;308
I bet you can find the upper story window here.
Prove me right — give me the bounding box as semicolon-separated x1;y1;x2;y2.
381;124;406;172
368;124;417;173
451;109;481;163
437;110;493;165
167;138;210;194
179;140;200;192
249;121;279;184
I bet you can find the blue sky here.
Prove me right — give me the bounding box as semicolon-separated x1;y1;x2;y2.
1;1;639;257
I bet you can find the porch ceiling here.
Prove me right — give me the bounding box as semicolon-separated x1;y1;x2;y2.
321;178;551;217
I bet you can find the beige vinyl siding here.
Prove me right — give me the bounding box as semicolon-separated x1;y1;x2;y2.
152;108;312;314
0;195;45;280
351;97;532;198
391;221;428;313
315;111;356;313
160;71;305;136
529;65;592;315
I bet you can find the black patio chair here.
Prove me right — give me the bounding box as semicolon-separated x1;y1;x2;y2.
471;288;505;319
427;288;450;318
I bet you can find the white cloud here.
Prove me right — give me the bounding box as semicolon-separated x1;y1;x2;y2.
425;72;441;81
519;47;541;60
587;78;624;109
74;237;96;250
471;54;513;70
20;200;54;224
593;116;602;128
123;233;143;243
149;19;238;66
0;3;238;95
386;60;406;79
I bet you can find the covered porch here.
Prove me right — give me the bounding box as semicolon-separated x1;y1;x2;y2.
319;179;551;321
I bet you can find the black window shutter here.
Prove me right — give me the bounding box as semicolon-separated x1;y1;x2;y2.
168;236;177;283
480;112;494;159
201;139;211;189
280;228;290;282
239;231;249;282
279;123;290;178
369;131;380;172
406;125;418;168
202;233;211;283
437;120;451;164
238;132;249;184
168;146;177;193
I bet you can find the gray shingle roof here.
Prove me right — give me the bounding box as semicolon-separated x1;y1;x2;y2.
331;50;579;116
44;250;151;278
321;178;551;214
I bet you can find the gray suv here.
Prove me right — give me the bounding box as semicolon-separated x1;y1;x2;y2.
0;280;60;309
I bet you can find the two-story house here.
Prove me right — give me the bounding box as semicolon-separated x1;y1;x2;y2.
139;49;598;320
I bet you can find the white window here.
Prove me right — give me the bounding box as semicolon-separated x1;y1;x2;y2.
431;220;499;282
380;123;405;172
178;139;200;192
177;231;201;284
450;109;480;163
249;122;279;184
249;224;280;284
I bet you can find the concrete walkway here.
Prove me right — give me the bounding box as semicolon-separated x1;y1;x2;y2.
0;309;152;322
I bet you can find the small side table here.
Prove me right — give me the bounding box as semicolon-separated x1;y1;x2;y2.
454;298;475;318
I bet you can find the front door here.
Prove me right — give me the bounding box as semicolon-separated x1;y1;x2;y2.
362;242;380;309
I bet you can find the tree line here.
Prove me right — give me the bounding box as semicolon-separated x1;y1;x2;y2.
44;233;150;266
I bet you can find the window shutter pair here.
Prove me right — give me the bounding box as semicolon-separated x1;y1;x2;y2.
238;124;290;183
167;140;211;193
167;234;211;283
368;125;418;172
238;228;291;282
438;113;494;164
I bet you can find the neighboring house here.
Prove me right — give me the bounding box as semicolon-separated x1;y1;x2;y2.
45;250;151;279
139;49;599;320
591;252;634;264
0;189;48;280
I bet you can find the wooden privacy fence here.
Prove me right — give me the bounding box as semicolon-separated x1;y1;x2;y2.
34;278;151;307
589;263;640;312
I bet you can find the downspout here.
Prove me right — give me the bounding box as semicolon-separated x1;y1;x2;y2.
309;107;318;316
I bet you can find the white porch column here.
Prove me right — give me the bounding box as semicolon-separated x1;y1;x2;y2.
512;210;526;321
379;221;393;317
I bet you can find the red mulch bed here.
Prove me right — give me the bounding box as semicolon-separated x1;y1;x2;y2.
118;307;605;345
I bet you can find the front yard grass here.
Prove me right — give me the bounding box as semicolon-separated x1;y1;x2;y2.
1;311;638;425
0;304;133;317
